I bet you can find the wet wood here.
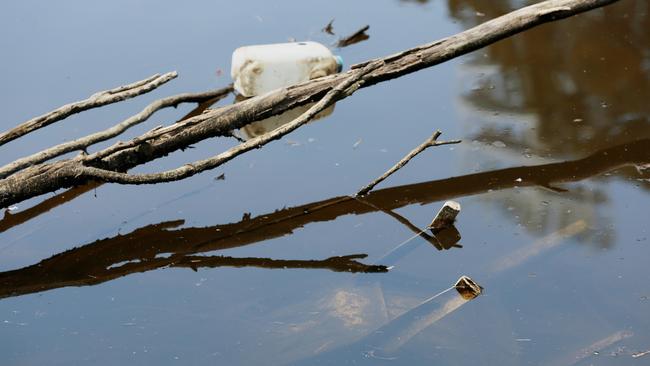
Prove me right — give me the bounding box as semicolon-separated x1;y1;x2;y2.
0;0;620;208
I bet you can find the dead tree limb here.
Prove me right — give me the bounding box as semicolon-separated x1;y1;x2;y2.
78;61;381;184
357;131;460;196
0;0;619;208
337;25;370;48
0;72;177;146
0;86;232;179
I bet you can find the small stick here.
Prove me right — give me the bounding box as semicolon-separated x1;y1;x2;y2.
322;18;335;35
0;86;232;179
356;131;460;196
0;72;177;147
78;61;384;184
337;25;370;48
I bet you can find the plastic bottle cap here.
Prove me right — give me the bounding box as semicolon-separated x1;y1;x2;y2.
334;55;344;72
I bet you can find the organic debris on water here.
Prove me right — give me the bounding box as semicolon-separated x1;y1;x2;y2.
337;25;370;48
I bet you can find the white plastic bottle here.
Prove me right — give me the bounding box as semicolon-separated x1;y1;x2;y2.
231;41;343;97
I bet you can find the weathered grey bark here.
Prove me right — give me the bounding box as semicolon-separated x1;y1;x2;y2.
0;72;177;146
0;0;619;208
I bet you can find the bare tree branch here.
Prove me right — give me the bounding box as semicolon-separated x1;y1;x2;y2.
0;86;232;179
0;0;620;208
357;131;460;196
0;72;177;146
78;61;382;184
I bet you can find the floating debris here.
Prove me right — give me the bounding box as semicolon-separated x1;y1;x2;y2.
455;275;482;300
555;330;633;365
428;201;461;232
285;139;301;147
632;350;650;358
322;19;335;35
337;25;370;48
352;139;362;149
357;275;483;356
214;173;225;181
231;41;343;97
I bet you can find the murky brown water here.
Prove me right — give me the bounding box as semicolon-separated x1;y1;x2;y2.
1;1;649;365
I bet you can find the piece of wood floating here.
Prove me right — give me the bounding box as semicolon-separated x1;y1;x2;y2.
428;200;461;232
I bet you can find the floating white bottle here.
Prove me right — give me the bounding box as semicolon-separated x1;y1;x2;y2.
231;41;343;97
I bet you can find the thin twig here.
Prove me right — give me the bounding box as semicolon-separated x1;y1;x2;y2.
79;61;384;184
357;131;460;196
0;72;178;147
0;86;232;179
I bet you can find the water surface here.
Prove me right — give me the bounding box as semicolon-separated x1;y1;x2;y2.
1;1;649;365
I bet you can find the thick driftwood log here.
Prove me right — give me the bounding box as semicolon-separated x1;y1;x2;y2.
0;0;619;208
0;72;177;146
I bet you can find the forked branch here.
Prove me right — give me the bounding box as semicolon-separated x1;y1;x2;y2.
0;72;177;146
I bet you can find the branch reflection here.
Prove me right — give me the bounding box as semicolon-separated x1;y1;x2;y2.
0;138;647;300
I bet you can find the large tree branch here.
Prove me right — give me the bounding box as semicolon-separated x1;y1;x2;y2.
78;61;381;184
0;0;619;208
0;72;177;146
